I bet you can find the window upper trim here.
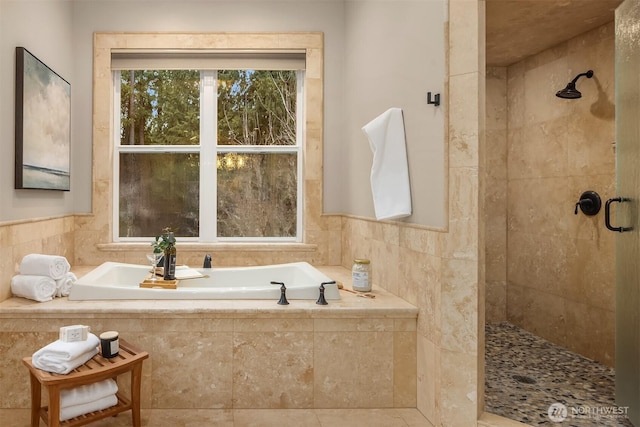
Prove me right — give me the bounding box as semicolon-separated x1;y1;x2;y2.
111;50;306;70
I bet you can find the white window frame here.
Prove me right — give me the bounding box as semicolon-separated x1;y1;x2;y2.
112;68;304;243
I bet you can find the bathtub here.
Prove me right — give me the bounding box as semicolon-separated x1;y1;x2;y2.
68;261;340;301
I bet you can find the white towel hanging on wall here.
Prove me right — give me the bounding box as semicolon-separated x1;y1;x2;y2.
361;108;412;220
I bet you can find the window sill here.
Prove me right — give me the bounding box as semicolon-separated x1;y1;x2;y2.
96;242;318;252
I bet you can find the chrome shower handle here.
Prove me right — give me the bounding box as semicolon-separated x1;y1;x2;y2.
605;197;633;232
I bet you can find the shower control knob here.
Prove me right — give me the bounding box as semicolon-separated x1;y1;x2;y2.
574;191;601;216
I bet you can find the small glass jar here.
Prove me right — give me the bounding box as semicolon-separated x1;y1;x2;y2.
352;259;371;292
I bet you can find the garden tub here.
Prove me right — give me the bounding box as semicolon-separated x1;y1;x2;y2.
68;261;340;300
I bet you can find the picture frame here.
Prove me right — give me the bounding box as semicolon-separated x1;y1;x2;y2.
15;47;71;191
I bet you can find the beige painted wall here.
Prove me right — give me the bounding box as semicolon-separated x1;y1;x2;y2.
1;0;449;229
70;0;350;217
342;0;447;228
501;23;616;366
0;1;75;221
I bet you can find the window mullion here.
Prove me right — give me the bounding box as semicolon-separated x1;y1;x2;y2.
199;70;217;241
296;70;304;242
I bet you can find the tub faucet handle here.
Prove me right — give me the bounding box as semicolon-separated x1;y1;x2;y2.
270;281;289;305
203;254;212;268
316;281;335;305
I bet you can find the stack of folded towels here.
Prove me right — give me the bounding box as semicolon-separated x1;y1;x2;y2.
11;254;77;302
32;333;118;421
59;379;118;421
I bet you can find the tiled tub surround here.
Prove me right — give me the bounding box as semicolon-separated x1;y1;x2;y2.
0;266;417;412
0;216;75;302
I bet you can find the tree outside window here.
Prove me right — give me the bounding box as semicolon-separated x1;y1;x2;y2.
116;69;301;241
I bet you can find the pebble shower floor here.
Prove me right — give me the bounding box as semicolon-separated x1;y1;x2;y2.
485;322;634;426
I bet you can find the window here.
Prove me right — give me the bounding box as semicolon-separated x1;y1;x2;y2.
112;55;304;243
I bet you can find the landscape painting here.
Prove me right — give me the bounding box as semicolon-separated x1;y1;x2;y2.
15;47;71;191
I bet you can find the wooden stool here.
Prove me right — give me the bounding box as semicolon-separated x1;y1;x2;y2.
23;339;149;427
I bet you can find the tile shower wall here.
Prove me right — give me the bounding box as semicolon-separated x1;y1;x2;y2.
0;216;75;301
485;67;508;323
505;23;616;366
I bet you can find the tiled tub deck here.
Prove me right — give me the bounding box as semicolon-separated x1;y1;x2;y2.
0;266;418;412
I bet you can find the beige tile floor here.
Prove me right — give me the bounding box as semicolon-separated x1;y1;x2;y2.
0;408;434;427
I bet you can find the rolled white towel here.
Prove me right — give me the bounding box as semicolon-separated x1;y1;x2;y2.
32;333;100;374
55;272;77;297
11;274;57;302
20;254;70;280
60;394;118;421
60;379;118;408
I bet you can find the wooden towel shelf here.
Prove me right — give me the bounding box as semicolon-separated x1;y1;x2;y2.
23;339;149;427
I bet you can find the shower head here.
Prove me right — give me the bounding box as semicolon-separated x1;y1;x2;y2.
556;70;594;99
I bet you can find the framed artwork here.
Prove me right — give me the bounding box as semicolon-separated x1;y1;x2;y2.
15;47;71;191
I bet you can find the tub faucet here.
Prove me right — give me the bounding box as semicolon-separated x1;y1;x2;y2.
203;254;212;268
316;281;335;305
270;281;289;305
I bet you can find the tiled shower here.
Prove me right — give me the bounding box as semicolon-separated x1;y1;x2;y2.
486;22;616;365
485;20;618;424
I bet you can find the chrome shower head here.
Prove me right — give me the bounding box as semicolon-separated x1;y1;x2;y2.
556;70;594;99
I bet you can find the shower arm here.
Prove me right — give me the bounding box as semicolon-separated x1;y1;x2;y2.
570;70;594;84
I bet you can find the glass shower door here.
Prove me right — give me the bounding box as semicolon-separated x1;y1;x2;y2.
615;0;640;425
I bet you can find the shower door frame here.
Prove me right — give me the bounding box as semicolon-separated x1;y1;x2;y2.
615;1;640;425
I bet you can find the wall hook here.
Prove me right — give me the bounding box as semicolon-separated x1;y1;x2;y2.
427;92;440;107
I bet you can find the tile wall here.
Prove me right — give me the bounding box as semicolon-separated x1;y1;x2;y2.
485;67;508;323
0;216;74;301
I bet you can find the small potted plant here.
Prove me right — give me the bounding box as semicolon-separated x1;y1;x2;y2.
151;227;176;253
151;227;177;280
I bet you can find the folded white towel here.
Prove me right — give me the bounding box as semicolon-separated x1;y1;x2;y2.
55;272;77;297
34;347;98;375
60;379;118;408
11;274;57;302
32;333;100;374
60;394;118;421
34;333;99;361
362;108;412;220
20;254;70;280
